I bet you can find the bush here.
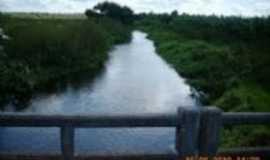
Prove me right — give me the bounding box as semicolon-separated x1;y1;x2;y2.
0;15;131;109
139;14;270;147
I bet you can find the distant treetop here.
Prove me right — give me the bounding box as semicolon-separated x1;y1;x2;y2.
85;1;134;24
85;9;100;18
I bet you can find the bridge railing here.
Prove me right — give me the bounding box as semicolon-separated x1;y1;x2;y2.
218;112;270;157
0;112;181;160
0;107;270;160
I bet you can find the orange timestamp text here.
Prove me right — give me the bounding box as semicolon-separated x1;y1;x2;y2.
184;156;260;160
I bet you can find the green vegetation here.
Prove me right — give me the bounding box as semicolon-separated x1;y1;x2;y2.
137;13;270;147
85;1;135;25
0;13;131;110
2;12;86;20
0;0;269;149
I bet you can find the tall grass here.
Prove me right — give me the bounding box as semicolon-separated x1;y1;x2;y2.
0;14;131;109
138;14;270;147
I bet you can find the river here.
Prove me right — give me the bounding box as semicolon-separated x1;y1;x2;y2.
0;31;197;155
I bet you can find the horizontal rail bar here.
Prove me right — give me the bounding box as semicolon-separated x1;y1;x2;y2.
1;112;270;127
0;153;177;160
218;147;270;157
222;112;270;126
0;113;177;127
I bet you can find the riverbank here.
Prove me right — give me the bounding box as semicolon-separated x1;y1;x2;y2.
0;31;195;155
0;13;131;110
138;15;270;147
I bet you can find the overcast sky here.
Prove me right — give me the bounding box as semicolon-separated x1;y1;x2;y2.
0;0;270;16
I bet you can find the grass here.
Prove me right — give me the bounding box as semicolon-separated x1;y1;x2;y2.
137;14;270;147
215;83;270;112
0;14;131;110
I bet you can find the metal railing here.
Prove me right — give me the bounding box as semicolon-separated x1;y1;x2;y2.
0;107;270;160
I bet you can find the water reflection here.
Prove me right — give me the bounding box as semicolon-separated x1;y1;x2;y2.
25;31;195;114
0;31;197;155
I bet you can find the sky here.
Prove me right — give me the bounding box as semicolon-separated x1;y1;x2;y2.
0;0;270;17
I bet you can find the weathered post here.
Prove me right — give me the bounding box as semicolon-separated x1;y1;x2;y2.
61;125;74;160
175;106;200;159
198;107;222;157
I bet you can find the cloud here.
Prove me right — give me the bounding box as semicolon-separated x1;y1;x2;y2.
0;0;269;16
0;0;97;12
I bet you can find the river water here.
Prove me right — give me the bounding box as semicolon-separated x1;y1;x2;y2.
0;31;197;155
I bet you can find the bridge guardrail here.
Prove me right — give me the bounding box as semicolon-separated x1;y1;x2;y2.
0;107;270;160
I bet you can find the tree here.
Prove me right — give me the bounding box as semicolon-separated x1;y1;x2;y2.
85;9;100;19
171;10;178;17
93;2;134;24
159;13;172;24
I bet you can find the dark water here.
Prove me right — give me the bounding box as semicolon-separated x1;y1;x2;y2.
0;31;197;155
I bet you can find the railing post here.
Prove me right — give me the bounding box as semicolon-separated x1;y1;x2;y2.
175;107;200;159
199;107;222;157
61;125;74;160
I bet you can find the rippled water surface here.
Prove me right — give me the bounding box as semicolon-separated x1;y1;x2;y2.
0;31;197;155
